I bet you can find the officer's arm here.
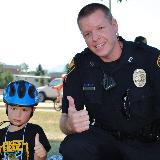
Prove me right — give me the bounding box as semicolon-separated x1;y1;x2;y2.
60;54;86;135
59;113;75;135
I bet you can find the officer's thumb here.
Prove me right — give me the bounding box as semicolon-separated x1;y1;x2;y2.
67;96;77;113
35;133;40;146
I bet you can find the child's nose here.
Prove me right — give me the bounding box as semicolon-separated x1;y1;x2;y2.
15;109;22;117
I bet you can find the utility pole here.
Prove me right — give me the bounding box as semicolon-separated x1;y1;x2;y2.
109;0;111;11
100;0;112;11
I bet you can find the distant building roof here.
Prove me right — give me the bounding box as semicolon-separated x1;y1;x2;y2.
2;64;20;74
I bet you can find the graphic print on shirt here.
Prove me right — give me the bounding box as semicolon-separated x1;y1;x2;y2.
0;140;29;160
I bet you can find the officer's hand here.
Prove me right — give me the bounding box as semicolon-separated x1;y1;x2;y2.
34;133;47;160
67;96;90;133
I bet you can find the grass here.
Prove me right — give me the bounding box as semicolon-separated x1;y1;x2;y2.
0;108;65;158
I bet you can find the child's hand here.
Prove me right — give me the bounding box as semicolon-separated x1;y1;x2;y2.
34;133;47;160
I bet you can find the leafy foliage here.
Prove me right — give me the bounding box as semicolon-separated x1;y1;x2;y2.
0;72;13;88
35;64;45;76
35;64;48;86
19;63;29;73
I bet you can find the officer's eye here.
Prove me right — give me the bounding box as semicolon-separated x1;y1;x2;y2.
97;26;104;30
83;32;91;39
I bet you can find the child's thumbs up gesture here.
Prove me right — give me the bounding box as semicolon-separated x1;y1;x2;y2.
34;133;47;160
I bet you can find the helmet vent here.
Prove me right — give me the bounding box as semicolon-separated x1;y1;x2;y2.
9;83;15;97
18;82;26;98
28;86;35;98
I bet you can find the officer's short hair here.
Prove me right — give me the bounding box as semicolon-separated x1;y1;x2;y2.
77;3;113;27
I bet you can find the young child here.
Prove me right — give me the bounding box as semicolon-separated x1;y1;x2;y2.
0;80;51;160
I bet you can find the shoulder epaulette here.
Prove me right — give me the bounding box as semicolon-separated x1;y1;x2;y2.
66;48;89;75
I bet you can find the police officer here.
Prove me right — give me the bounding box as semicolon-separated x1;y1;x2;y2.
59;3;160;160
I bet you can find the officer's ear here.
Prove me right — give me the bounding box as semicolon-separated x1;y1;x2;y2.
111;18;118;34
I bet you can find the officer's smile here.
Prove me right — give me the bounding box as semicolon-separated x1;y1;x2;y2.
96;43;105;49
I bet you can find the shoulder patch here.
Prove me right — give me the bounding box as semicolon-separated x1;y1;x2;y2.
157;55;160;67
67;58;75;75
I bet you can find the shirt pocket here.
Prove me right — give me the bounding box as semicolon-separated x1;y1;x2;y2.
130;87;154;118
83;83;103;105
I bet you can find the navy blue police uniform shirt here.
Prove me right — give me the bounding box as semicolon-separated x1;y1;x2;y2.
62;39;160;133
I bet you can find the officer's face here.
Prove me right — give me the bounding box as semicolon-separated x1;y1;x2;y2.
79;9;119;62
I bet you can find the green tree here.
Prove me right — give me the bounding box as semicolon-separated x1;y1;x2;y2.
63;63;69;73
35;64;46;86
0;63;3;73
19;63;29;73
39;78;45;86
35;64;45;76
100;0;127;11
0;72;13;88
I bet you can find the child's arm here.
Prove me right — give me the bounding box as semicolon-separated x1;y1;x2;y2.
34;133;47;160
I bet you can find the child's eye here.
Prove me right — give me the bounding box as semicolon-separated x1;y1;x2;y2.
22;108;28;112
11;107;16;110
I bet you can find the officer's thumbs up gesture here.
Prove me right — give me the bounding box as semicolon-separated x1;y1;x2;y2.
67;96;90;133
34;133;47;160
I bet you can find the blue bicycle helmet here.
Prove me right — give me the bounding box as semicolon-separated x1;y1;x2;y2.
3;80;39;107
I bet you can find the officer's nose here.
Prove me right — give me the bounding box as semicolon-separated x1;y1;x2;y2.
92;31;100;42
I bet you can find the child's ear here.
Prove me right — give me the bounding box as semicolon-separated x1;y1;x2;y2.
5;104;8;115
32;107;36;113
5;103;8;109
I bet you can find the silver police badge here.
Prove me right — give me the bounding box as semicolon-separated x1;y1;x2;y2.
133;69;146;87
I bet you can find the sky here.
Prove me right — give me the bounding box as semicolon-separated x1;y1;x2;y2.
0;0;160;72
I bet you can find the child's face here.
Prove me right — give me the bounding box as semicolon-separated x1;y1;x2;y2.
7;105;33;126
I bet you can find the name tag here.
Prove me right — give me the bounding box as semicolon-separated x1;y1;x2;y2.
83;83;95;91
83;86;95;91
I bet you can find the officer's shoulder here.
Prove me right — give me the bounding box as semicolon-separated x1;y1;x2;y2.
130;41;160;68
133;42;159;55
75;48;91;58
74;48;92;64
